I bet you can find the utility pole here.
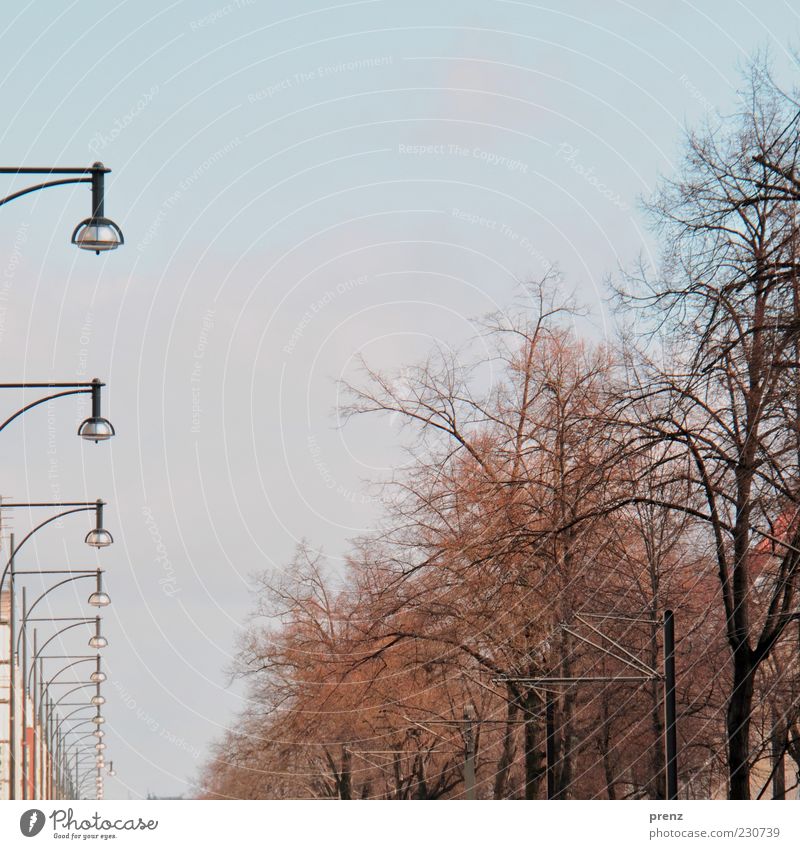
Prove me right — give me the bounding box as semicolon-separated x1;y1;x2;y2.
463;706;476;799
492;612;676;799
664;609;678;800
546;694;557;799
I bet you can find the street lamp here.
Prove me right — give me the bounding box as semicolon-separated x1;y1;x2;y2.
1;500;114;602
0;378;114;440
88;572;111;608
88;616;108;649
14;571;107;798
77;379;115;442
89;656;106;684
1;502;113;797
39;663;101;800
85;501;113;548
0;162;123;253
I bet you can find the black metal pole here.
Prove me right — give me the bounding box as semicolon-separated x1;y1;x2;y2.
91;164;105;219
21;585;27;800
664;609;678;800
91;379;101;418
38;659;43;798
546;693;557;799
31;629;37;799
8;533;15;800
463;707;476;799
47;698;53;798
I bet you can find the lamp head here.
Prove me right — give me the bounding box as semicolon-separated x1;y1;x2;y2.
90;670;106;684
87;500;113;547
89;634;108;648
88;591;111;608
91;715;105;725
79;379;115;442
91;694;106;706
85;528;113;548
79;416;115;442
71;217;124;254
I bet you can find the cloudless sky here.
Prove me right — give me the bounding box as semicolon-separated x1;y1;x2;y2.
0;0;797;799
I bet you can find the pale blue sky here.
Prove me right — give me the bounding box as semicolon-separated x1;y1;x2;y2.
0;0;797;799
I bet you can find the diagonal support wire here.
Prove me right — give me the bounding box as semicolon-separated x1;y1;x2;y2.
562;618;657;677
574;615;660;676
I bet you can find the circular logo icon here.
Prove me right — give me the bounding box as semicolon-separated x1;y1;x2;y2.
19;810;46;837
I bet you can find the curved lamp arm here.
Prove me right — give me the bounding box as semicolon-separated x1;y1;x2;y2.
0;175;91;208
23;573;97;623
26;621;94;689
0;387;93;433
53;705;95;738
48;682;94;711
64;731;100;756
55;718;95;739
43;657;97;693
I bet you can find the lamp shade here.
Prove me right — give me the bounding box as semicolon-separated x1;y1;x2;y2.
71;217;124;253
89;634;108;648
91;715;105;725
91;694;106;706
90;670;107;683
86;528;113;548
78;416;115;442
88;591;111;608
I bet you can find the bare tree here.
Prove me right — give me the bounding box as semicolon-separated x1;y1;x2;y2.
619;63;800;798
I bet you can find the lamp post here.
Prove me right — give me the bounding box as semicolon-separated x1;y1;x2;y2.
1;499;114;594
73;749;113;800
63;729;107;800
19;613;104;797
11;565;107;799
30;633;108;800
0;163;123;252
0;379;114;440
46;715;96;799
1;503;112;799
41;660;103;800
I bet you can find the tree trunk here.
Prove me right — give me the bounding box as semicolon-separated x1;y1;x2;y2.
771;710;786;800
493;692;517;799
598;690;617;799
338;746;352;799
523;692;545;799
649;620;666;799
555;647;575;797
727;650;754;799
